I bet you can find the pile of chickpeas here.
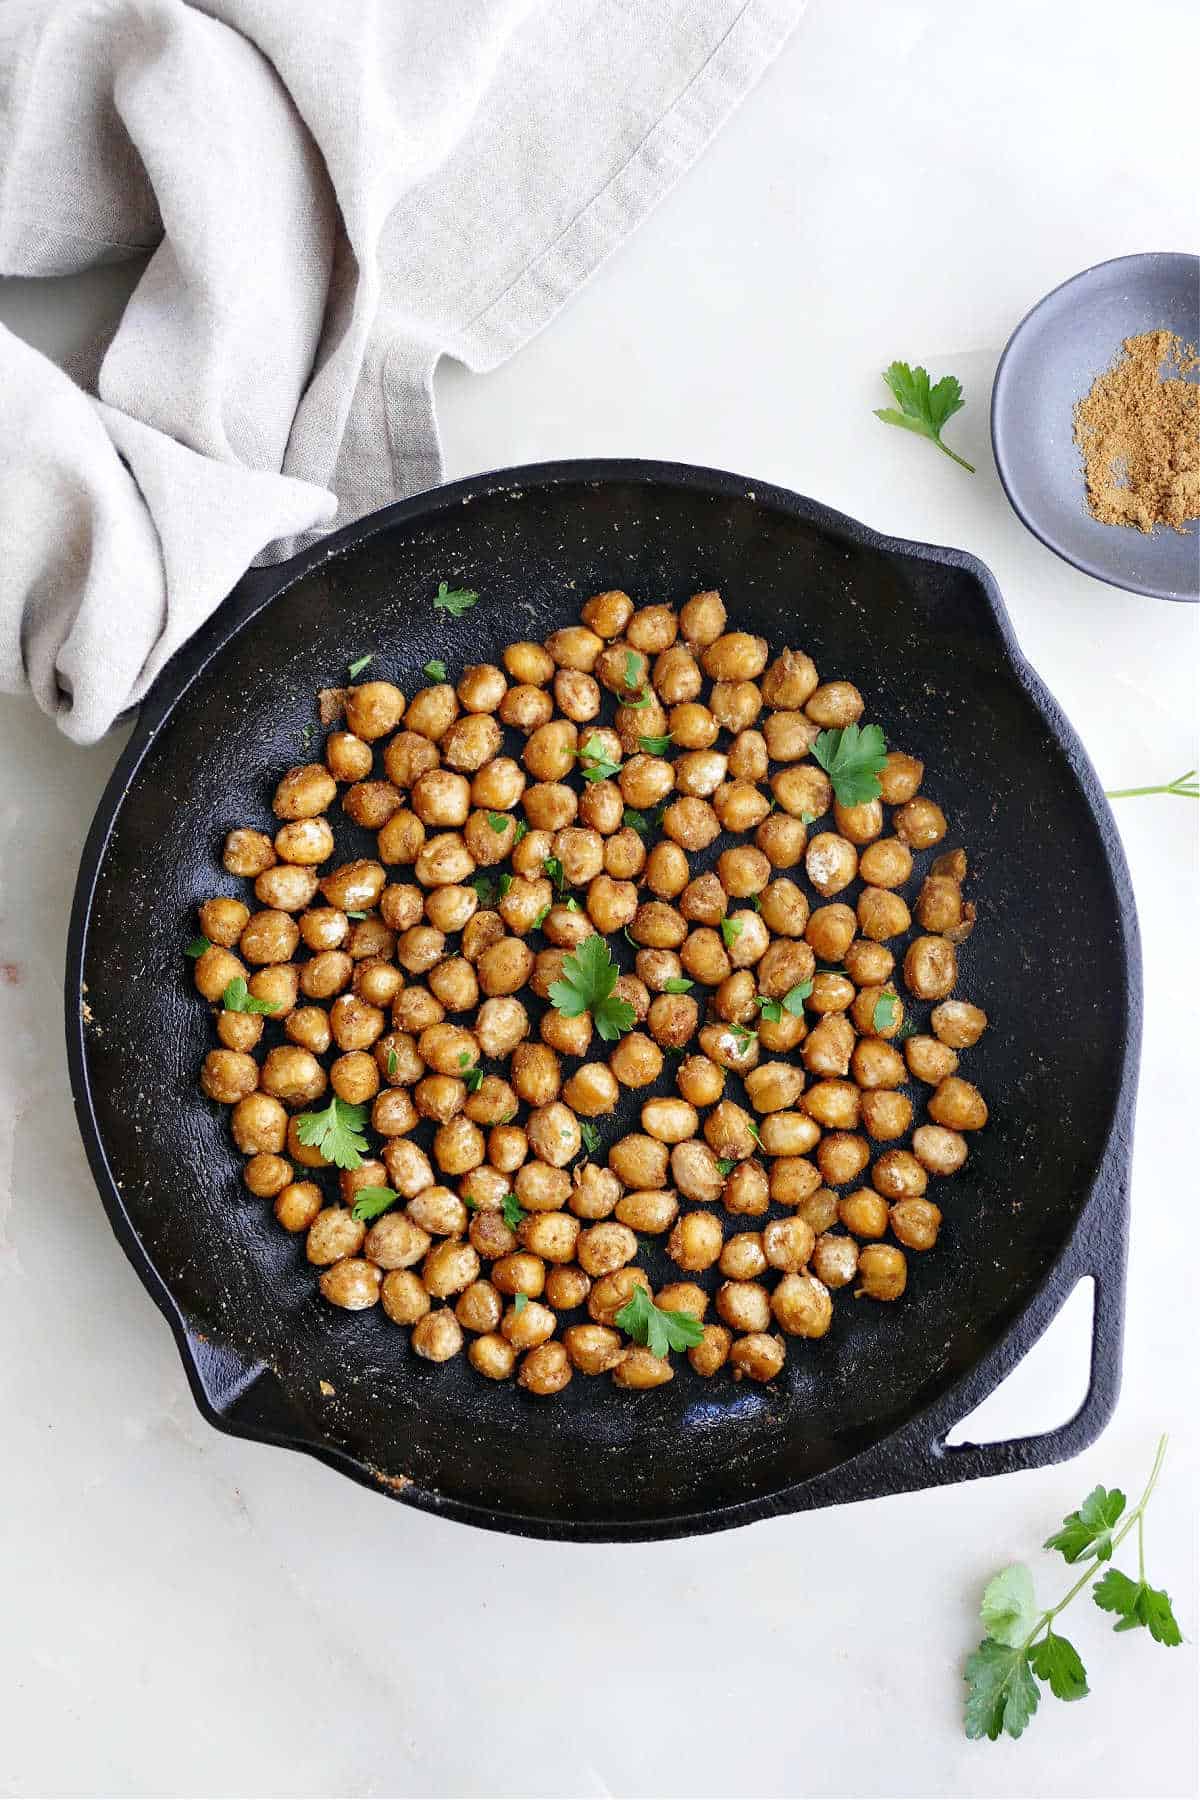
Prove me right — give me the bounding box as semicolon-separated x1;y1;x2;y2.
191;586;989;1396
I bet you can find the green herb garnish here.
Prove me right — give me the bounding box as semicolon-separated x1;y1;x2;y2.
579;1121;602;1156
543;855;566;894
186;935;211;958
615;1286;704;1357
623;808;648;835
716;1158;735;1176
512;1291;529;1315
578;734;622;782
513;820;528;842
433;581;479;617
221;977;281;1015
963;1436;1180;1744
458;1053;486;1092
875;361;974;473
350;1186;400;1222
424;659;447;682
345;910;367;920
813;723;889;807
531;904;551;929
872;990;900;1033
663;977;694;994
347;654;373;679
498;872;513;897
387;1049;398;1075
500;1192;525;1229
548;934;636;1042
720;917;744;949
294;1097;369;1170
639;733;672;756
471;874;498;907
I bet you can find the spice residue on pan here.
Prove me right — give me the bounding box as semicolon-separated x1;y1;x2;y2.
1072;330;1199;534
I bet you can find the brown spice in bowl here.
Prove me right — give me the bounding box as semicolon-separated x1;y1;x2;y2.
1073;330;1199;533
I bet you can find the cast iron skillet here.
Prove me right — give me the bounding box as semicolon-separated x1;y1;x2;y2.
65;459;1140;1542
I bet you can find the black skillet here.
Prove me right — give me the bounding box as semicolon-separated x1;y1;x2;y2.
65;459;1140;1542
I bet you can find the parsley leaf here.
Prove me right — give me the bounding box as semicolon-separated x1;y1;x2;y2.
347;654;373;679
424;659;447;682
513;820;528;843
623;808;648;835
980;1564;1039;1649
663;976;694;994
615;1285;704;1358
783;980;813;1014
499;872;513;897
565;896;581;911
720;916;744;949
433;581;479;617
186;935;210;958
221;976;281;1015
963;1639;1040;1742
728;1022;756;1053
1045;1486;1126;1564
294;1097;369;1170
387;1049;398;1075
1027;1632;1089;1702
548;934;636;1042
812;724;889;807
639;733;672;755
502;1192;525;1230
755;996;783;1023
487;811;509;834
512;1291;529;1315
458;1053;485;1092
875;361;975;473
578;734;622;782
579;1121;601;1156
345;910;367;920
1093;1570;1182;1645
471;874;498;907
543;855;566;894
872;990;900;1034
531;904;550;929
623;650;643;691
716;1158;735;1176
350;1185;400;1222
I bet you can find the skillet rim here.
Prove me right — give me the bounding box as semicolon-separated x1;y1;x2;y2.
64;456;1141;1540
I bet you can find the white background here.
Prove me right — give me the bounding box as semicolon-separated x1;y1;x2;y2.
1;2;1197;1796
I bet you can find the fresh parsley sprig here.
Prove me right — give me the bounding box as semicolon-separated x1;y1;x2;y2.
294;1096;370;1170
458;1053;486;1093
754;980;811;1023
577;735;622;782
221;977;281;1015
964;1436;1181;1744
433;581;479;617
547;934;636;1042
813;723;888;807
615;1285;704;1357
639;733;672;756
351;1186;400;1222
875;361;975;473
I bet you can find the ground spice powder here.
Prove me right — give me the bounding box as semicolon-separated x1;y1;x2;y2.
1073;330;1199;533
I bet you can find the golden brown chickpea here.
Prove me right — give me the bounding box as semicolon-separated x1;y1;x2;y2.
756;811;808;870
499;639;552;685
491;1251;546;1300
844;939;895;988
428;959;480;1016
716;1280;771;1333
604;1032;662;1088
579;779;624;837
723;1158;771;1216
455;1279;504;1334
873;750;921;804
254;864;319;913
560;1062;617;1118
760;645;818;707
661;796;721;852
576;1220;639;1277
678;928;729;989
928;1076;988;1131
306;1207;366;1266
433;1115;486;1177
242;1151;291;1198
803;679;863;728
376;808;427;866
484;1122;527;1175
465;1079;519;1131
363;1212;431;1270
296;908;348;954
416;1021;479;1077
712;850;766;905
516;1340;572;1395
771;764;832;820
712;777;769;834
673;750;727;799
541;1266;588;1313
669;701;720;750
274;1180;323;1233
848;985;903;1041
672;586;723;646
772;1273;833;1339
730;1332;786;1381
640;1096;700;1145
809;1233;857;1290
607;1133;668;1190
667;1138;722;1204
538;1009;590;1059
805;832;858;899
222;827;276;878
687;1322;731;1376
861;1090;913;1141
340;681;403;742
911;1124;968;1176
854;887;910;945
856;838;911;892
762;712;820;765
725;910;770;970
699;630;765;681
459;1164;512;1212
603;827;644;879
405;683;459;744
467;1334;516;1380
298;951;351;1002
872;1149;928;1199
443;714;503;774
216;1009;263;1053
580;875;635;936
260;1044;326;1105
561;1322;623;1374
465;808;519;865
903;935;958;1001
792;1189;836;1238
837;1187;887;1238
675;1054;725;1110
615;693;668;756
519;719;574;784
698;1021;759;1078
743;1062;805;1116
802;1078;860;1130
475;936;534;998
757;1109;819;1158
595;642;648;697
273;764;337;820
894;797;946;850
422;1240;481;1299
318;857;385;914
662;1211;721;1273
199;896;251;949
450;662;504;714
890;1197;943;1252
760;1216;814;1274
856;1243;907;1301
848;1038;904;1090
831;796;882;844
380;1268;432;1326
330;992;385;1052
610;1346;672;1389
718;1232;767;1280
801;1014;854;1078
351;953;402;1004
626;901;684;951
319;1259;382;1311
498;685;554;735
728;727;769;782
526;1101;582;1168
372;1088;419;1136
652;642;702;705
380;732;435;793
768;1157;822;1206
903;1035;957;1085
329;1050;379;1107
410;1308;465;1362
636;948;684;992
621;604;674;654
802;902;854;964
931;1000;988;1049
502;1298;557;1353
570;1162;622;1220
642;1001;694;1064
381;1140;435;1200
672;873;721;929
415;1074;467;1123
410;768;470;829
465;996;524;1062
808;972;856;1015
508;1041;559;1106
339;782;400;833
239;909;299;966
816;1132;870;1187
756;1009;807;1054
580;589;633;639
545;624;604;672
199;1048;258;1106
515;1161;572;1212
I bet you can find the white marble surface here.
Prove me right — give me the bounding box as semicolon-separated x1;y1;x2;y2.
1;2;1197;1795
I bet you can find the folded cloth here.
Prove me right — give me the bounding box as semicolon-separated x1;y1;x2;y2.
0;0;805;743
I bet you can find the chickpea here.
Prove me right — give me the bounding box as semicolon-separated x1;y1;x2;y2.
724;1158;770;1216
912;1124;968;1176
928;1076;988;1131
217;1009;263;1053
487;1124;528;1175
418;1240;479;1300
274;1180;323;1233
666;1210;723;1271
563;1323;624;1374
297;950;350;1001
261;1045;326;1104
251;963;301;1018
893;795;946;850
516;1340;574;1396
198;896;250;949
832;797;883;844
697;631;764;682
286;1113;328;1169
726;910;770;969
931;1000;988;1049
610;1031;666;1087
443;715;504;775
743;1062;806;1115
571;1163;622;1220
410;768;470;828
542;625;602;674
640;1096;700;1144
241;1151;290;1197
502;1299;557;1353
858;836;913;890
801;1014;854;1079
580;589;633;640
606;1135;666;1192
199;1049;257;1105
330;993;385;1053
805;832;857;899
756;1009;806;1054
811;1233;859;1290
874;750;922;804
339;782;399;833
460;1164;512;1211
605;827;646;879
329;1050;379;1107
849;1038;904;1090
273;764;337;820
319;1259;382;1311
756;811;808;869
376;807;425;865
372;1088;419;1136
844;939;894;988
670;1139;725;1204
650;643;700;706
364;1213;431;1270
615;693;668;756
759;1216;814;1274
808;972;856;1015
686;1323;731;1376
768;1157;822;1207
411;1309;465;1362
872;1150;928;1199
717;1280;772;1333
500;684;554;734
626;901;685;952
856;1243;907;1301
527;1101;581;1168
680;928;731;988
578;876;634;937
711;779;768;835
405;684;460;745
558;1062;616;1118
816;1132;870;1186
730;1333;786;1381
771;764;832;820
578;779;623;835
837;1188;887;1238
253;863;319;913
240;909;299;966
223;827;276;878
455;1280;504;1335
888;1197;941;1253
861;1090;913;1141
758;1111;820;1157
576;1221;638;1277
381;1139;435;1200
306;1207;366;1265
761;712;819;766
661;796;720;852
452;662;505;714
903;935;958;1001
698;1021;758;1077
802;1079;859;1131
673;750;727;799
415;1074;466;1123
675;1054;725;1109
771;1273;833;1339
432;1115;485;1177
514;1161;570;1213
477;936;535;997
719;1233;768;1279
610;1347;672;1390
468;1334;517;1380
543;1266;590;1312
669;701;720;749
381;1269;432;1326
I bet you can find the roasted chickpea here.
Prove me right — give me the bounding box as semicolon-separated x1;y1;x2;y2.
223;826;276;878
871;1149;928;1199
510;1041;561;1108
319;1259;382;1311
756;812;808;869
903;935;958;1001
743;1062;806;1115
198;1047;258;1106
771;764;832;821
802;1079;859;1130
542;1266;590;1312
520;1339;575;1392
808;971;856;1015
669;701;720;750
673;750;727;799
306;1207;366;1266
811;1233;858;1290
712;779;769;834
858;836;913;890
876;751;923;804
410;767;470;829
450;661;505;714
838;1188;888;1238
904;1034;959;1085
799;1014;852;1079
559;1062;617;1118
911;1124;968;1175
468;1334;517;1380
651;643;701;705
239;909;299;966
253;863;319;913
217;1008;263;1052
273;763;337;820
411;1308;465;1362
444;715;504;775
930;1000;988;1049
500;684;554;733
524;1101;580;1169
688;1323;732;1376
614;693;668;756
372;1088;419;1136
666;1210;723;1271
612;1346;674;1390
575;1221;638;1277
274;1180;323;1233
756;1008;807;1054
581;589;633;640
849;1038;904;1090
856;1243;907;1301
515;1161;571;1212
719;1233;767;1280
381;1268;432;1326
816;1132;870;1186
721;1158;768;1217
663;1139;720;1205
601;1033;660;1092
757;1108;820;1156
260;1044;326;1105
415;1073;466;1123
928;1076;988;1131
890;1197;943;1252
893;795;946;849
661;796;720;852
563;1323;625;1374
605;827;646;879
241;1151;291;1198
198;896;250;949
363;1212;431;1271
803;832;857;899
673;1055;724;1111
578;779;624;835
729;1333;785;1381
454;1280;504;1335
772;1273;833;1339
768;1157;822;1206
477;936;534;997
716;1279;771;1334
844;939;895;988
860;1090;913;1141
570;1162;623;1220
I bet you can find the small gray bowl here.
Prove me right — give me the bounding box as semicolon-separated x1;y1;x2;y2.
991;252;1199;602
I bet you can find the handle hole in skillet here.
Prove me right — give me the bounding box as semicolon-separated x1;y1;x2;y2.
945;1276;1094;1447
